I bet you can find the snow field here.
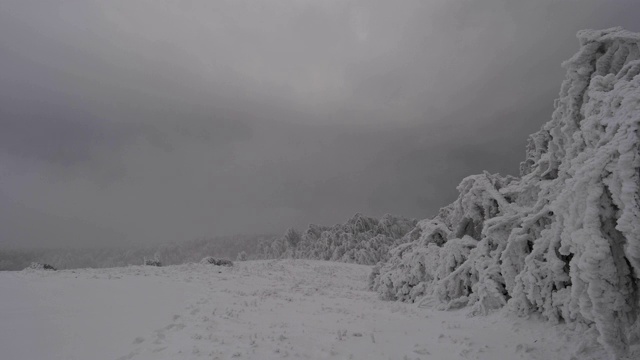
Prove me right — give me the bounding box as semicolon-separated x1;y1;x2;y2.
0;260;616;360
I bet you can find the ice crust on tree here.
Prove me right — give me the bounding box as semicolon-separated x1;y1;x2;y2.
258;213;417;265
370;28;640;358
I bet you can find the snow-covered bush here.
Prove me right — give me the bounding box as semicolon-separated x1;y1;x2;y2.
143;256;162;267
26;262;57;271
201;257;233;266
371;28;640;359
258;213;417;265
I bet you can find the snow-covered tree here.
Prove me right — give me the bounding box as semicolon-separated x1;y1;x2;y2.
237;251;248;261
259;213;417;265
370;28;640;359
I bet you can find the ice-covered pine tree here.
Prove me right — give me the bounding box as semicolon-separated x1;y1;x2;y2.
370;27;640;359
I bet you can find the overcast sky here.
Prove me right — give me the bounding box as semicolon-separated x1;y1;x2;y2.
1;0;639;248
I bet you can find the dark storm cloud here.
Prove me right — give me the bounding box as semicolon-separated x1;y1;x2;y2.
1;0;639;248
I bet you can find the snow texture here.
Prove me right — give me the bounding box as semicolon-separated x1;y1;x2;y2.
0;260;614;360
258;213;417;265
370;27;640;359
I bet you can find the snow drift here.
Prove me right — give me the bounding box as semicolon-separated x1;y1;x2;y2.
370;27;640;358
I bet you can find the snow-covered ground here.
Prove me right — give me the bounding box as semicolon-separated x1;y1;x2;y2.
0;260;610;360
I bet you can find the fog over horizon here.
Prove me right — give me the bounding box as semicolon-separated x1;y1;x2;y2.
1;0;639;249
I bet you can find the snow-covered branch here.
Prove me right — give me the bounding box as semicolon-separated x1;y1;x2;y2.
371;27;640;359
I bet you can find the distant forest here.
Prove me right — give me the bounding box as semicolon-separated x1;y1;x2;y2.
0;234;275;271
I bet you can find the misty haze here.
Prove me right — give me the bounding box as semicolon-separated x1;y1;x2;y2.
1;1;640;360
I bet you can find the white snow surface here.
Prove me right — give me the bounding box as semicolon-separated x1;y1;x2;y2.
0;260;607;360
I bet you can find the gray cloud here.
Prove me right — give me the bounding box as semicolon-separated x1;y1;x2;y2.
1;0;639;248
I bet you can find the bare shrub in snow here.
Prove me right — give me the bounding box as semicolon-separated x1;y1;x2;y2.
201;257;234;266
143;255;162;267
26;262;57;271
370;28;640;359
